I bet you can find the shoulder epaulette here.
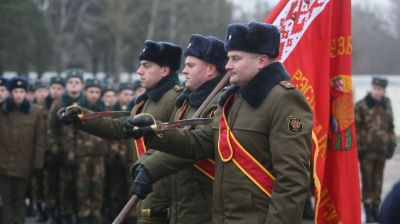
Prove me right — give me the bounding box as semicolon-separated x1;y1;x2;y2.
279;80;296;89
173;85;184;92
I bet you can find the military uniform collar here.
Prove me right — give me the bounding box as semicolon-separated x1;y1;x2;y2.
135;72;180;104
3;98;31;114
61;92;84;107
365;93;387;109
78;97;105;112
176;73;223;109
44;95;53;110
219;62;290;108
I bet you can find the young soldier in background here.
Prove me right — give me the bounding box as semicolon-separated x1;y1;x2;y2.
0;77;45;224
42;76;66;223
355;77;396;223
48;69;85;223
0;77;9;104
74;79;107;223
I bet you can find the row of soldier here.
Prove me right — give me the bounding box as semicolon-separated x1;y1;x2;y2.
1;21;314;224
56;21;314;224
0;74;146;224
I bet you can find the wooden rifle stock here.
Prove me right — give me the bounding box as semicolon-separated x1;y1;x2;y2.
112;194;140;224
113;74;229;223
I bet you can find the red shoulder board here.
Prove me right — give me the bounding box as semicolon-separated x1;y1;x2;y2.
279;80;296;89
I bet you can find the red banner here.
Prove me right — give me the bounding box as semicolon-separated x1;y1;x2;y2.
265;0;361;223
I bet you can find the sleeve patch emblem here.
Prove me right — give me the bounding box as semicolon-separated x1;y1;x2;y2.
287;115;303;133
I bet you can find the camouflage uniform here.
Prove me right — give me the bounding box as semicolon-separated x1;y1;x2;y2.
43;94;61;210
355;89;396;221
355;93;396;202
42;77;66;222
74;96;107;222
48;93;85;221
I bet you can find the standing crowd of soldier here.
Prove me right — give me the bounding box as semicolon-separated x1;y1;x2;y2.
0;73;145;224
1;20;399;224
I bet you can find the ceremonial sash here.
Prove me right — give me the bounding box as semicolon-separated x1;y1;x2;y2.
132;100;147;158
218;95;275;197
178;99;215;180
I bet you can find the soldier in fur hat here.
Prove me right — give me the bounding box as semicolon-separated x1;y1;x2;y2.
58;41;184;224
0;77;45;224
124;22;313;223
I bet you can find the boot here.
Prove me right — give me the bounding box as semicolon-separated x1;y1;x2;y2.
364;203;376;223
372;203;380;222
47;207;56;224
26;200;36;217
35;202;48;222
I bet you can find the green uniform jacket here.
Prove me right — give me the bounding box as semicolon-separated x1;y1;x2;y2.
77;73;182;223
0;99;45;178
139;75;224;224
147;62;313;224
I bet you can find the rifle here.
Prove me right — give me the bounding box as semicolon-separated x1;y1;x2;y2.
112;195;139;224
112;74;230;224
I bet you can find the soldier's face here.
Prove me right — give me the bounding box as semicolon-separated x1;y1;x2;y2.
34;87;49;103
85;87;101;105
66;77;83;94
49;84;65;99
136;60;169;89
225;51;267;87
118;89;134;105
371;85;385;101
0;86;9;102
11;88;27;105
182;56;214;91
102;91;116;107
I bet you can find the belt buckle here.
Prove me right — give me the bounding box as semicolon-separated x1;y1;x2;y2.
141;209;151;218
